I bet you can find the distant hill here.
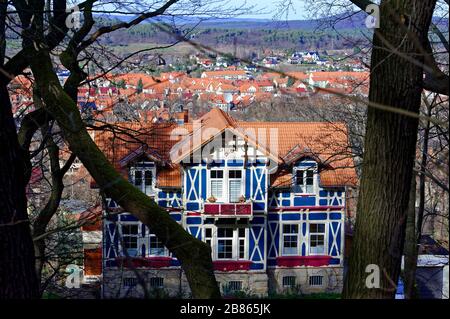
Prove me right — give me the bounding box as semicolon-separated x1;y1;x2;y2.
98;11;448;30
95;11;370;30
92;12;377;52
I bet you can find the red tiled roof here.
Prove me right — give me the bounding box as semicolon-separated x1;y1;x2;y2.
94;108;357;188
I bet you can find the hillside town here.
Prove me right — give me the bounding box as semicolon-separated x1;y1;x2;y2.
11;66;370;122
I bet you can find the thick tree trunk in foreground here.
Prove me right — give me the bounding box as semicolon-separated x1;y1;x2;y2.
0;84;39;298
342;0;436;298
28;50;221;299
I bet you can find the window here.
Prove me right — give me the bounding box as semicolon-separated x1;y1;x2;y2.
205;228;212;247
224;281;242;293
210;170;224;200
131;165;156;196
123;277;137;287
149;234;167;256
294;169;314;193
206;226;248;260
238;228;246;259
309;223;326;255
144;170;153;195
217;228;233;259
121;224;139;256
282;276;296;288
149;277;164;289
282;224;299;255
229;170;242;202
209;169;244;203
134;170;142;187
309;275;323;286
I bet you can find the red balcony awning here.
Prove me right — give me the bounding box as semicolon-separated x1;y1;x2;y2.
213;260;252;271
203;202;252;217
276;256;332;267
115;256;172;268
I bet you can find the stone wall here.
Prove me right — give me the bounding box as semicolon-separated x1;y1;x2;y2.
267;267;344;295
102;268;186;298
102;268;269;298
102;267;343;298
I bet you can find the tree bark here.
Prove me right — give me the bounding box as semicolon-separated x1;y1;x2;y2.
0;0;39;297
33;127;76;292
0;83;40;298
342;0;437;298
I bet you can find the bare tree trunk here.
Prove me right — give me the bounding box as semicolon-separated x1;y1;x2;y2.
404;99;432;299
0;0;39;298
0;83;40;298
342;0;437;298
29;47;221;299
33;126;76;293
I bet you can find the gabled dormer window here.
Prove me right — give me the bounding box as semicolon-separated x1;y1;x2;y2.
130;161;156;196
294;168;315;194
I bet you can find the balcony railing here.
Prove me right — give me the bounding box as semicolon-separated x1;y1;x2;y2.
203;202;252;217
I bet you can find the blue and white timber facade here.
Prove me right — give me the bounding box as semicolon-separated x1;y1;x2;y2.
97;108;357;298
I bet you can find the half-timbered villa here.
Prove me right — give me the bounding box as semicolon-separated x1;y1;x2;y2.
92;108;357;298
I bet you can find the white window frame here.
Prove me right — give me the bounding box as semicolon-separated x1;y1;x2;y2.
308;222;327;256
207;168;245;203
148;233;169;257
281;223;300;256
293;166;316;195
119;222;140;257
130;161;157;197
228;169;243;203
203;225;249;261
209;169;225;202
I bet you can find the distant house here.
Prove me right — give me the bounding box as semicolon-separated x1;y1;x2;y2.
256;80;274;92
289;52;303;64
262;56;279;67
239;83;259;96
415;235;449;299
302;51;320;64
396;235;449;299
201;70;248;81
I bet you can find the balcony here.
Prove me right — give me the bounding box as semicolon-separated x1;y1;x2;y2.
115;256;172;268
203;202;253;218
213;260;252;271
276;256;332;267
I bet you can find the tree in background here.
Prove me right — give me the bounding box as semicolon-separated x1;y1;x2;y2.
136;78;144;94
